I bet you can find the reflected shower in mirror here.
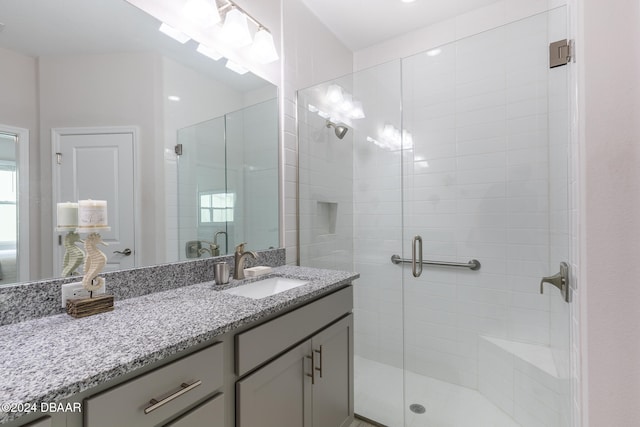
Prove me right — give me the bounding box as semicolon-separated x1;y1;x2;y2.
0;0;279;286
177;99;279;260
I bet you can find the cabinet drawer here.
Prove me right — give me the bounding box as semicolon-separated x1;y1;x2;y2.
236;286;353;376
165;393;224;427
85;342;223;427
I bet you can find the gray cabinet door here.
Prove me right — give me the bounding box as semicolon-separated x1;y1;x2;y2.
236;340;312;427
311;314;354;427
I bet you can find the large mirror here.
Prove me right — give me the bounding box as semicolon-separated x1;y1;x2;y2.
0;0;279;286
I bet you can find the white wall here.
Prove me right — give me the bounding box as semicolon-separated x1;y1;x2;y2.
282;0;353;265
580;0;640;425
0;47;39;278
38;52;161;276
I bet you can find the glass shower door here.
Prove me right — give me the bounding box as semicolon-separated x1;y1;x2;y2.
297;7;571;426
401;8;570;427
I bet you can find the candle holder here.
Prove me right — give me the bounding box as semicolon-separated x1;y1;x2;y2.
66;228;114;318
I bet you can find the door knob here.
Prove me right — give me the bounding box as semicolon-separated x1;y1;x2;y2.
540;262;570;303
113;248;132;256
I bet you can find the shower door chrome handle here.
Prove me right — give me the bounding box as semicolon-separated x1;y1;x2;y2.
412;235;423;277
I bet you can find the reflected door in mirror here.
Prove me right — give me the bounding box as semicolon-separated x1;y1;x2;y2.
53;127;137;276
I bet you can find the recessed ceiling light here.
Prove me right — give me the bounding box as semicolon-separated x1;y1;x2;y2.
401;0;416;3
168;95;181;102
426;48;442;57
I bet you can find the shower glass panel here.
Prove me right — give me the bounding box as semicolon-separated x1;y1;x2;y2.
178;116;227;259
298;7;569;427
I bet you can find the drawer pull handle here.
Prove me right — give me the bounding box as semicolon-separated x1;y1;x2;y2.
315;346;323;378
306;352;315;385
144;380;202;414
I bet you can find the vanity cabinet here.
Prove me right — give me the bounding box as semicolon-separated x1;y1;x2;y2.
84;342;224;427
236;313;353;427
16;418;52;427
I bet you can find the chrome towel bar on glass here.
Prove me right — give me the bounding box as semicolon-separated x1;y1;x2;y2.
390;254;481;271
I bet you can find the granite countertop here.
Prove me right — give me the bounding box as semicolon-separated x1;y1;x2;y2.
0;265;358;424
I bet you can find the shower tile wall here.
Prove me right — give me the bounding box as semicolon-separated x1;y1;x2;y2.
298;82;354;272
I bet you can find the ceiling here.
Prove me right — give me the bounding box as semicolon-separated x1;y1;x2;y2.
300;0;501;51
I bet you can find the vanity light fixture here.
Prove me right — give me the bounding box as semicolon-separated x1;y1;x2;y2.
225;59;249;75
197;43;223;60
158;22;191;43
220;7;253;47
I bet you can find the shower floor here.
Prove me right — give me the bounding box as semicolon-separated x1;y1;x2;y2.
355;356;521;427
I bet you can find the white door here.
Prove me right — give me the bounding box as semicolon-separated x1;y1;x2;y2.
53;127;137;276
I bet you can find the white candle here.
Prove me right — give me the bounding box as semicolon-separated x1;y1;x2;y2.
57;202;78;228
78;199;108;228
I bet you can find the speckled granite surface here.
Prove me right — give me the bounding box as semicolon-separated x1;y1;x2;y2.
0;265;358;424
0;248;285;326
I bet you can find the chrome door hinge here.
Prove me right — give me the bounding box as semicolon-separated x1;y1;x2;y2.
549;39;574;68
55;152;62;165
174;144;183;156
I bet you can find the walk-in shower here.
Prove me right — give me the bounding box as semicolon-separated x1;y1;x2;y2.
298;7;571;427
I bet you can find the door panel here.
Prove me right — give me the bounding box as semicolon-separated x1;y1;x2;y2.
236;340;312;427
312;315;353;427
54;129;136;275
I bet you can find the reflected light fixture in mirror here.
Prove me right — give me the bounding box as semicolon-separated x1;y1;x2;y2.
158;23;190;43
142;0;279;66
225;60;249;75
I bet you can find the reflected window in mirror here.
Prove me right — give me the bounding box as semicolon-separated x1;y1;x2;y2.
200;192;235;224
0;133;17;283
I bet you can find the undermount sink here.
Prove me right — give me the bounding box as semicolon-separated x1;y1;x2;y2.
221;276;310;299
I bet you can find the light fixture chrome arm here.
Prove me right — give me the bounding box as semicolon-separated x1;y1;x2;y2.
218;0;271;33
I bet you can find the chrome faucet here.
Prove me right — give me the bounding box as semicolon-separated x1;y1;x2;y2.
234;242;257;280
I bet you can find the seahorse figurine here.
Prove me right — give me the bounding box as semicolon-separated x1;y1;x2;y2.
82;233;108;293
61;232;85;277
